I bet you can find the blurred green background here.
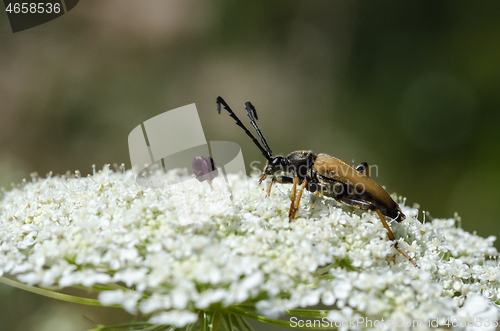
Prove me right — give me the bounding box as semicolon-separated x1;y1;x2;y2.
1;1;500;330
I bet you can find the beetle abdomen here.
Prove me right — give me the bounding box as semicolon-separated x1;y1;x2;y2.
313;153;397;211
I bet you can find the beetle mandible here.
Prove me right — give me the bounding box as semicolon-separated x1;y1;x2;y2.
216;96;417;267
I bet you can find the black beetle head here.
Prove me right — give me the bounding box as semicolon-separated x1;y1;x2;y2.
259;156;287;184
263;156;288;176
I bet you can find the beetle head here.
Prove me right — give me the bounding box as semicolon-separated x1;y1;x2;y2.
259;156;288;183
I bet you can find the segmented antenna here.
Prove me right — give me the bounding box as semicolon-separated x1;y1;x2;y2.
216;96;272;160
245;102;272;158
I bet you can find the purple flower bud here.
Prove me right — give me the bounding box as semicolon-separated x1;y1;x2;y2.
192;156;218;184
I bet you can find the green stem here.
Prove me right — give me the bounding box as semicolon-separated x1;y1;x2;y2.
284;309;330;318
234;315;256;331
212;312;221;331
234;305;331;318
86;322;153;331
220;313;233;331
200;311;206;330
200;310;221;331
72;283;128;293
230;315;254;331
226;307;336;330
0;276;119;307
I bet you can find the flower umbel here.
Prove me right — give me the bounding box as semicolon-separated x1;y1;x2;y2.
0;166;499;330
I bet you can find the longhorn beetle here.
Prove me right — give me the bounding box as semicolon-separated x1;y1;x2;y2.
216;96;417;267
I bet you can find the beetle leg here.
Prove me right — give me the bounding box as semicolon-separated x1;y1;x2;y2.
370;210;416;267
266;175;294;197
266;177;276;197
311;191;320;210
276;175;294;184
337;197;417;268
288;176;298;220
289;178;308;220
355;162;370;178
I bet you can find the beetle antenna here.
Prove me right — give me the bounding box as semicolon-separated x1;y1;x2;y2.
216;96;271;161
245;102;272;158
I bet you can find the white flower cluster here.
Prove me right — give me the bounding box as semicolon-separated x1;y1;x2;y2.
0;167;499;330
